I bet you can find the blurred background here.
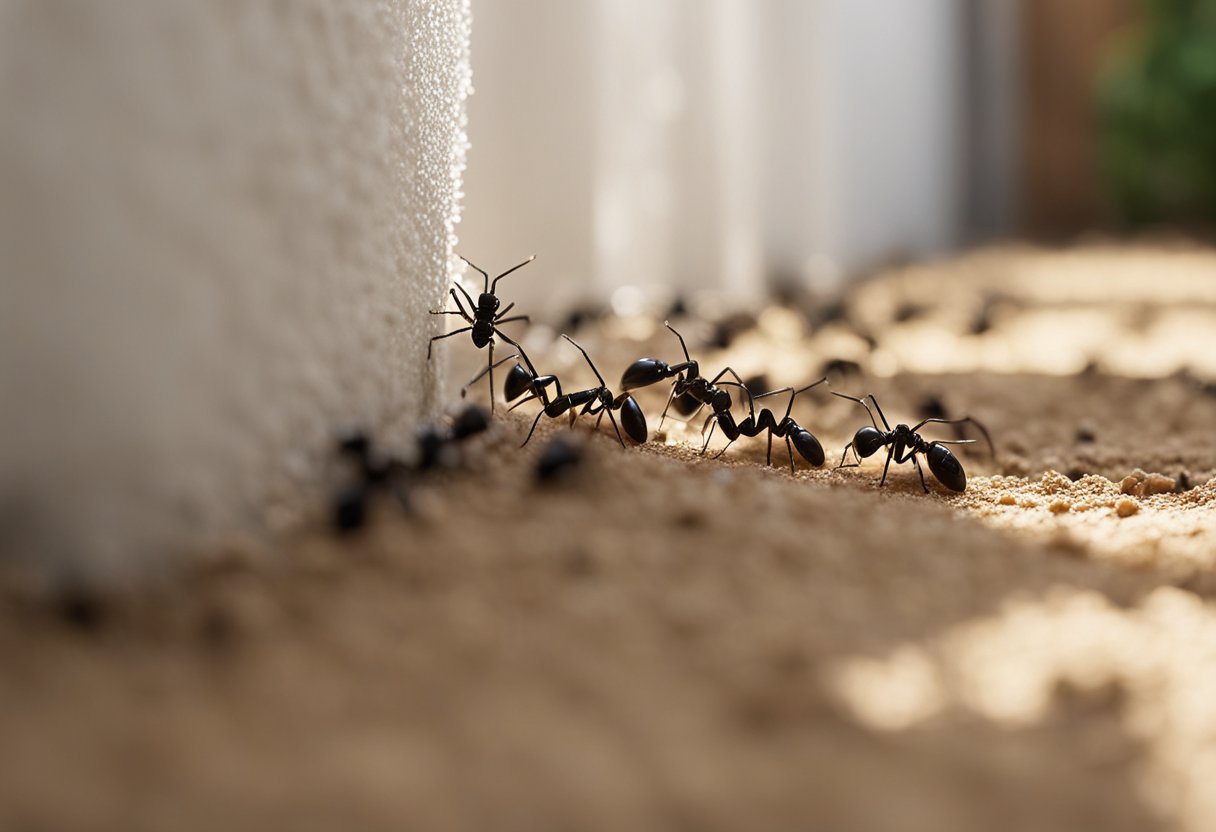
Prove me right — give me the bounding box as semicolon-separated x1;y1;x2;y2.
460;0;1216;314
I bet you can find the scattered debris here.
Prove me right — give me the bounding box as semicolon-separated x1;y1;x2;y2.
1120;469;1176;497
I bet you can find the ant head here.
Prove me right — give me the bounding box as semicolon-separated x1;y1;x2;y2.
478;293;500;312
711;388;732;412
853;425;886;458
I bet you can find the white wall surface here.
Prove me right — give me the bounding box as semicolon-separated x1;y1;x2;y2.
461;0;975;310
0;1;472;584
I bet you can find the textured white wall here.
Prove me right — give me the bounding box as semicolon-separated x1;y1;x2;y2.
0;1;472;584
461;0;975;307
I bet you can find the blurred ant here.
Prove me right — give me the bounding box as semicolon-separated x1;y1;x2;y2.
711;378;829;473
508;335;647;448
331;405;491;533
620;321;748;434
428;255;534;412
833;393;994;493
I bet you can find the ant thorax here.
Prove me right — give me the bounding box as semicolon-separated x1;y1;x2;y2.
476;293;500;315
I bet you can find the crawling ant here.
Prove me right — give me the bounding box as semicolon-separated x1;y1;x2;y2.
620;321;748;435
834;393;994;493
331;405;491;532
711;378;829;472
428;255;534;412
508;335;647;448
332;432;410;533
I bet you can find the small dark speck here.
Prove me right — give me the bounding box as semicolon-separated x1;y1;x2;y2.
811;299;848;328
57;590;106;633
893;302;927;323
332;485;368;534
199;607;237;649
673;509;705;528
563;548;596;577
918;394;948;421
536;436;584;483
1075;425;1096;443
666;295;689;319
450;404;490;439
1178;471;1193;492
743;374;770;397
1066;468;1087;482
820;357;862;378
706;312;757;350
562;304;606;332
970;303;994;335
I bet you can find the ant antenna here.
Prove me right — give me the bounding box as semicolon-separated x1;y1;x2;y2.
491;255;536;294
832;391;880;431
458;255;489;293
795;376;830;396
664;321;692;363
561;334;605;387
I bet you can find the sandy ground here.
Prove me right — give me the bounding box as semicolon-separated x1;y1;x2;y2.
2;246;1215;832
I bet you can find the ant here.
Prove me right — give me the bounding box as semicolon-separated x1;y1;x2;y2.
620;321;748;436
833;393;994;493
428;255;534;412
331;405;491;533
507;335;647;448
710;378;829;473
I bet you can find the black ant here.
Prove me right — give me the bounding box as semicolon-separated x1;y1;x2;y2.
508;335;647;448
331;432;410;533
428;255;534;412
331;405;491;533
620;321;748;436
710;378;829;472
833;393;994;493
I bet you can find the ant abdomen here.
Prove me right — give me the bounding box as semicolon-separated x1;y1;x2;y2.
791;429;825;467
616;394;648;443
504;363;535;402
853;426;886;458
927;444;966;492
620;358;672;391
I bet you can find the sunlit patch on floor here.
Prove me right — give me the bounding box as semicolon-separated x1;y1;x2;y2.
823;586;1216;831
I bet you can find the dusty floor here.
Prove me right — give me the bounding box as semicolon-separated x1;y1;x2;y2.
2;246;1215;831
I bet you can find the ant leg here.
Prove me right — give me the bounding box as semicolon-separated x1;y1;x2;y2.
428;326;471;359
604;407;626;448
708;366;748;391
521;410;546;448
461;352;519;398
910;416;995;456
657;384;679;432
701;419;718;454
487;341;497;413
836;442;862;470
509;393;540;412
431;288;472;321
878;445;895;487
495;316;530;325
912;455;930;494
786;437;796;474
766;432;774;467
453;281;478;316
495;301;516;319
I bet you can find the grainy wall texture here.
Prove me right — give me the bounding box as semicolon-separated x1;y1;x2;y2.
0;1;472;583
